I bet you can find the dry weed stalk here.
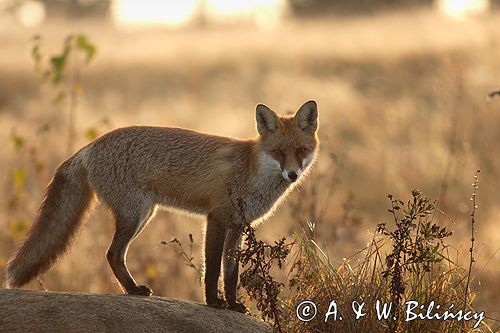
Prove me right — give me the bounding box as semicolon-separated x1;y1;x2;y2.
462;169;480;331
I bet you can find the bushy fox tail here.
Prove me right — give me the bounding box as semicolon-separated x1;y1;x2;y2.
5;151;95;288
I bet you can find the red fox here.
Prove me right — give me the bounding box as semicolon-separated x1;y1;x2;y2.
5;100;319;312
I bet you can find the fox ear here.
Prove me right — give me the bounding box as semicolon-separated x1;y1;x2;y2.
256;104;279;135
295;100;318;133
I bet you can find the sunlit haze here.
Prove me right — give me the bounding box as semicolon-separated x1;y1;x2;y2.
436;0;489;19
111;0;199;28
111;0;287;28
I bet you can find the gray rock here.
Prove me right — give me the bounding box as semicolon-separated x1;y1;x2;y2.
0;289;271;333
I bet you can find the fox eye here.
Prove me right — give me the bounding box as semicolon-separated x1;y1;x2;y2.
271;149;283;156
297;147;307;154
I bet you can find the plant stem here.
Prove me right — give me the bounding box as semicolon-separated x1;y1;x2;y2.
67;43;79;156
463;169;480;331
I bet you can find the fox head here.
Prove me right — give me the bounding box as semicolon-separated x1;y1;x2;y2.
256;100;319;183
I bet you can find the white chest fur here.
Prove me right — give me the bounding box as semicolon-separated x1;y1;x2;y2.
241;152;295;223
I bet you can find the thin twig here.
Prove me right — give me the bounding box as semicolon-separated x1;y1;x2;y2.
160;237;202;280
463;169;480;331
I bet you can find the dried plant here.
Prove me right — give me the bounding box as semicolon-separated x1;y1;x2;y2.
160;234;202;282
284;187;492;333
463;169;480;331
377;190;452;331
230;225;292;333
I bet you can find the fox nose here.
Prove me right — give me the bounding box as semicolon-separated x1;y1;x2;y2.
288;171;298;182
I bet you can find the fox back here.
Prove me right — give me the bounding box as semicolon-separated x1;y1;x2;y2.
83;101;318;222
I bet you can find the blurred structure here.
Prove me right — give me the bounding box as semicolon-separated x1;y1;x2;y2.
0;0;109;27
15;0;45;26
435;0;490;18
203;0;288;28
0;0;498;28
288;0;433;15
111;0;198;28
0;0;289;28
111;0;288;29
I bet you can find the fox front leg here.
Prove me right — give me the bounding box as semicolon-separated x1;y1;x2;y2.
204;212;228;309
223;226;247;313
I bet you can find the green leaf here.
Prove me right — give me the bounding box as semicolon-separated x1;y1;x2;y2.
50;37;72;85
85;127;98;140
10;132;24;152
31;34;43;73
50;55;66;84
10;219;28;239
12;168;27;188
76;35;97;65
36;123;51;135
53;91;66;104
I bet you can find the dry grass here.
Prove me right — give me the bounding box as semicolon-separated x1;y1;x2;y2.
0;8;499;331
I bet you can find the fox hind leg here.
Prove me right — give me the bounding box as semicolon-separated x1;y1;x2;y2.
107;202;156;296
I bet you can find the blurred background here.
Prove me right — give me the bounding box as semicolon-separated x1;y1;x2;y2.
0;0;499;320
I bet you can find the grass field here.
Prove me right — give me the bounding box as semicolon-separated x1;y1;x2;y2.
0;8;499;331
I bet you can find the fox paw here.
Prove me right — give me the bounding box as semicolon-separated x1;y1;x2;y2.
129;285;153;296
228;301;249;314
207;297;228;309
